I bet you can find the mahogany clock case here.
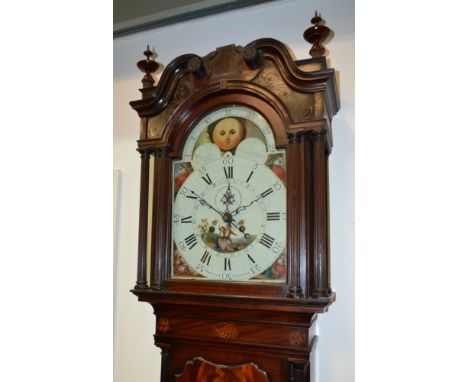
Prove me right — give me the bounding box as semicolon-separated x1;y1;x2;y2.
128;13;340;382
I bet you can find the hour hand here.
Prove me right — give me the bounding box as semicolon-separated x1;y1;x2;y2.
232;196;261;216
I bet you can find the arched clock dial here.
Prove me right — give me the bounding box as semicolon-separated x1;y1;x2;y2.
172;105;287;281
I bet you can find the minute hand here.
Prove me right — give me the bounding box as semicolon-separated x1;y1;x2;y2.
232;195;262;216
189;190;224;218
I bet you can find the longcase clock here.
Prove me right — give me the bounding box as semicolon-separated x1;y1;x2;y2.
129;12;340;382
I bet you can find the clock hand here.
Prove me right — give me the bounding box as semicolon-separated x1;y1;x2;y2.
220;206;251;239
190;188;242;237
232;195;262;216
189;189;224;218
228;220;251;239
190;188;245;232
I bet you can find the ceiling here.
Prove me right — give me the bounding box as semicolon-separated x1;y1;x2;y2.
114;0;276;37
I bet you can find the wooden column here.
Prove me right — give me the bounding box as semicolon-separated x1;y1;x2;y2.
310;132;331;297
159;344;171;382
150;147;172;290
302;134;314;297
135;149;151;289
286;132;305;298
288;359;310;382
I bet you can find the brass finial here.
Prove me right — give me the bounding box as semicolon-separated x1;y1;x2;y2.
303;11;331;58
137;45;160;87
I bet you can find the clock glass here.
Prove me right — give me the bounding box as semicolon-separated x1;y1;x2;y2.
172;105;286;282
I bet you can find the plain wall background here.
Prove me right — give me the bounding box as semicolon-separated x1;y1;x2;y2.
113;0;354;381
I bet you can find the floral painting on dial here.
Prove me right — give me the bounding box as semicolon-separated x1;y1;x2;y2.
198;218;256;254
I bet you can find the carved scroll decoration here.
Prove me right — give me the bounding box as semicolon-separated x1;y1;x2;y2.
253;61;317;122
148;79;193;138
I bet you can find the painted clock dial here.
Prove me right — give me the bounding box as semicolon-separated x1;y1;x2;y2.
172;105;287;281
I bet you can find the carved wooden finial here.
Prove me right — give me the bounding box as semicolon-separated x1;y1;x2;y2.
137;45;160;88
303;11;331;57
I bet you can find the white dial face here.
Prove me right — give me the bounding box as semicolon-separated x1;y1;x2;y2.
173;154;286;280
172;106;287;282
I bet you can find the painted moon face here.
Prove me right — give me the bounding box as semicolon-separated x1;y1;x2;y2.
211;118;244;151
